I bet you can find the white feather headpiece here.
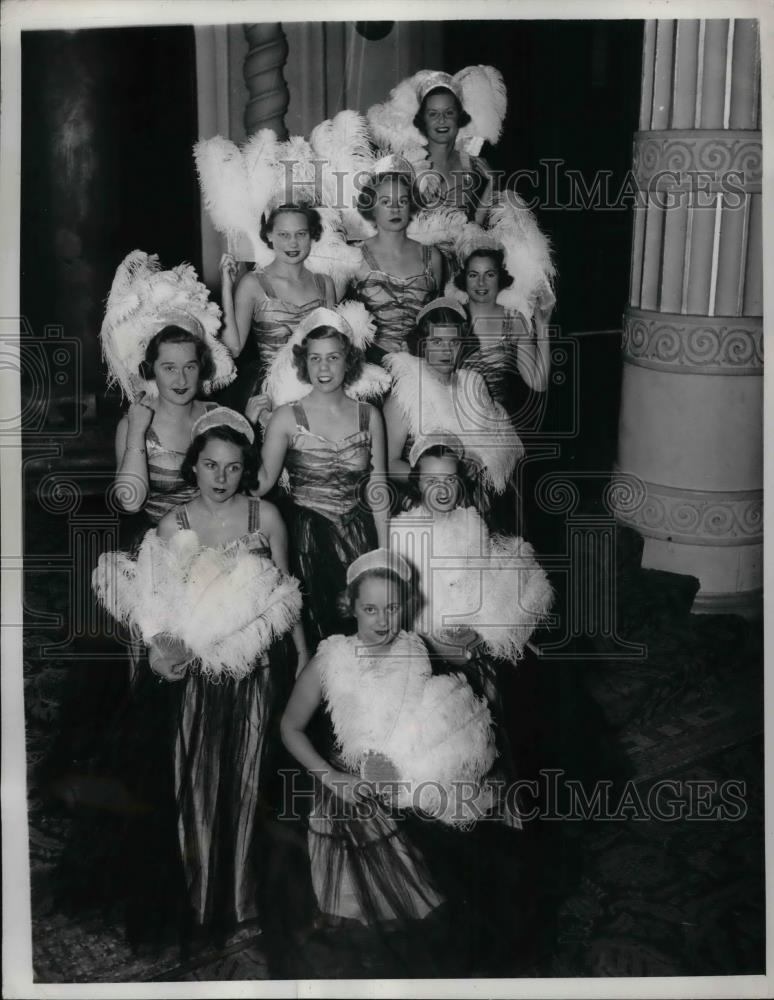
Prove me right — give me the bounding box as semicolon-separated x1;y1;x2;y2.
367;65;507;159
262;300;391;408
487;190;556;319
195;113;374;286
99;251;235;403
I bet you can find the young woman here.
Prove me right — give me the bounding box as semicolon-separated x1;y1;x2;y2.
41;254;234;791
80;407;306;949
412;80;496;224
351;160;443;363
257;307;388;643
114;327;220;531
389;435;553;779
280;548;496;929
382;297;523;515
458;247;552;411
219;204;336;419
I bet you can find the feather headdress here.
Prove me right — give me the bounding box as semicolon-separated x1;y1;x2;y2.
487;190;556;318
99;251;235;402
262;300;391;408
93;529;302;681
367;65;507;160
195;113;374;289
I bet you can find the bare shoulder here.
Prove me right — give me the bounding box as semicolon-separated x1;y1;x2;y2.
156;509;179;540
257;497;284;532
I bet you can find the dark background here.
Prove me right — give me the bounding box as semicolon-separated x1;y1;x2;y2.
21;20;643;481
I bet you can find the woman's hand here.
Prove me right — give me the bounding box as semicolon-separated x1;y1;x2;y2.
323;769;375;805
126;391;155;436
219;252;239;295
245;393;272;427
148;635;191;682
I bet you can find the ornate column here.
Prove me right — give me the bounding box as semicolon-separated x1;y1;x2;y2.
613;19;762;616
243;23;290;138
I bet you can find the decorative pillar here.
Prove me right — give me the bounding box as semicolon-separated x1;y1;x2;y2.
613;19;762;616
243;23;290;138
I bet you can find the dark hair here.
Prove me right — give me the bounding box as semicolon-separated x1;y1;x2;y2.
292;326;365;386
260;204;323;247
337;566;416;626
412;87;472;136
138;326;214;383
180;425;258;491
453;248;515;293
407;306;469;359
356;172;421;222
407;444;490;519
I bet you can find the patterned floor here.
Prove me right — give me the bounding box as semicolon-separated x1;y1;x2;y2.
22;514;765;982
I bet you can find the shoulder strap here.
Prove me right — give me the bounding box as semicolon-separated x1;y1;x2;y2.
291;401;309;429
248;498;261;533
358;401;370;433
312;271;327;301
176;505;190;530
255;270;276;298
422;242;435;282
361;243;378;270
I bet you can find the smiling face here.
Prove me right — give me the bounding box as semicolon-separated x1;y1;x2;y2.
153;341;201;404
371;176;412;233
465;254;500;306
417;453;461;513
193;436;245;502
422;91;460;144
422;323;463;376
354;574;404;647
268;211;312;264
306;334;347;393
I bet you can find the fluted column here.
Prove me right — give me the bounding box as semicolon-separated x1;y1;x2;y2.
613;19;762;616
243;23;289;138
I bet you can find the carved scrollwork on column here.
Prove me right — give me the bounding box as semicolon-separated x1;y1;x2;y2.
622;309;763;374
243;23;289;139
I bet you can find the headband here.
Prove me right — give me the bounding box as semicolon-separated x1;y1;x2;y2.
191;406;255;445
296;306;354;343
346;548;412;585
369;154;417;182
417;71;464;105
416;296;468;325
408;432;466;468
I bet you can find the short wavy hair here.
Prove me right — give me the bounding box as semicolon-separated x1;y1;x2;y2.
356;172;421;222
260;204;323;248
413;87;472;135
407;306;469;360
138;326;214;383
292;326;365;386
454;248;515;293
180;424;258;492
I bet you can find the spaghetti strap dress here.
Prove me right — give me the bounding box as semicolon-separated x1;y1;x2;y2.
233;271;333;412
284;401;378;643
352;243;437;364
53;499;294;949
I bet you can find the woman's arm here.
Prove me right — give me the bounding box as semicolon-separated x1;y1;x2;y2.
367;404;389;547
513;309;551;393
382;394;411;481
114;407;152;513
429;245;444;291
281;659;369;802
261;500;309;673
473;156;496;227
219;258;258;358
256;406;293;496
